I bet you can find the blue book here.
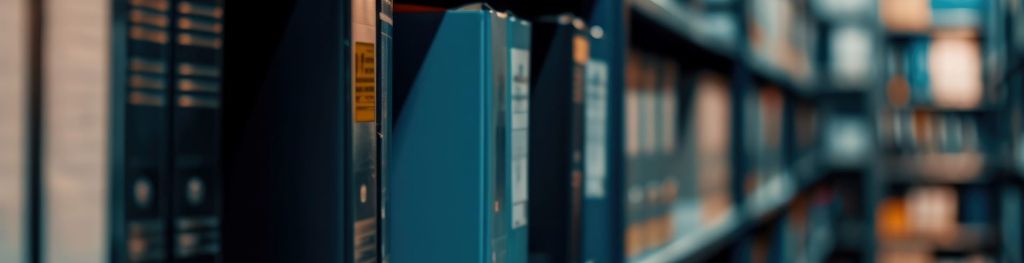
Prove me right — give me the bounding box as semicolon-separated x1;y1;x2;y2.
582;0;625;261
581;7;618;260
391;4;529;262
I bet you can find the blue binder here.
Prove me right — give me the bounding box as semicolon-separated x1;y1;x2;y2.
582;0;626;261
391;4;529;262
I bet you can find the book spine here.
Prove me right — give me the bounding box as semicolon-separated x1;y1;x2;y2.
0;0;29;261
43;0;113;261
378;0;392;261
507;16;530;263
171;0;223;260
489;13;510;263
125;0;175;261
352;0;379;261
623;50;643;258
568;30;589;262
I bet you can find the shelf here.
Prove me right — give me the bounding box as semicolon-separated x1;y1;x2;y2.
631;0;736;60
630;0;817;96
633;175;799;263
879;224;995;254
884;105;1002;114
884;152;987;184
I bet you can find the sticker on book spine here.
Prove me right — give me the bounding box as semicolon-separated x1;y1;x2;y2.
353;42;376;122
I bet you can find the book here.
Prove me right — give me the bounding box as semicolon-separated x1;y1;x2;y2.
506;11;531;263
391;4;529;262
42;0;115;261
219;0;387;261
41;0;228;261
171;0;224;260
693;72;732;226
623;50;646;258
743;86;785;190
351;0;381;261
0;0;29;261
378;0;393;261
581;0;624;261
526;14;587;263
886;36;983;109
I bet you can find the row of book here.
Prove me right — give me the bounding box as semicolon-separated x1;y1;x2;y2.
747;185;837;263
885;35;986;109
876;185;994;262
880;0;985;33
879;111;983;154
0;0;226;262
0;1;611;262
745;0;817;85
0;0;836;262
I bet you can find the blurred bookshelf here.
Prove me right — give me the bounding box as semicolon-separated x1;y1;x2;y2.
3;0;1024;262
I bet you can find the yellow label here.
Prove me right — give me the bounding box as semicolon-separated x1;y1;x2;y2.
353;42;376;122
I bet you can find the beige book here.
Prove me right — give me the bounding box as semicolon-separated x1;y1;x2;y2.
0;0;28;261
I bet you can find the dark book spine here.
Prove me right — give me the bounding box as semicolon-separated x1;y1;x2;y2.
377;0;392;261
171;0;224;261
568;31;588;263
122;0;173;260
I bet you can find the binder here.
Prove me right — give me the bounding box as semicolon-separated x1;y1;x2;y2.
391;5;529;262
526;14;587;263
506;11;531;263
220;0;389;261
0;0;29;261
581;34;614;263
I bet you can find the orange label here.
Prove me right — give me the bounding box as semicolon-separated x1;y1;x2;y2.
353;42;376;122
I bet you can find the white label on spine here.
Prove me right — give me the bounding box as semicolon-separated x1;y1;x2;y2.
510;48;529;228
584;60;608;199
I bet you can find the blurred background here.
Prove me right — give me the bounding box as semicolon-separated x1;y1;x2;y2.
2;0;1024;262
